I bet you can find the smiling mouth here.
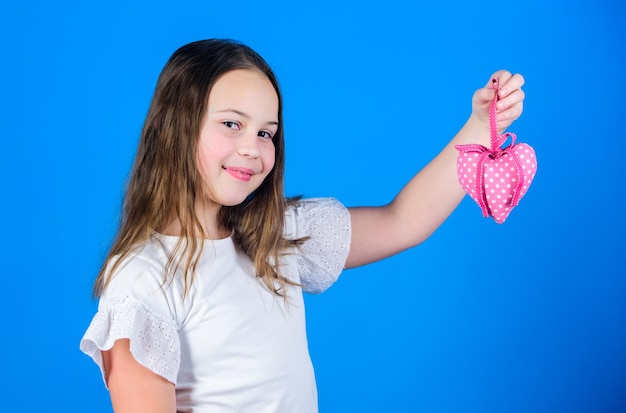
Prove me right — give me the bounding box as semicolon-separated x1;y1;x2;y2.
224;167;254;182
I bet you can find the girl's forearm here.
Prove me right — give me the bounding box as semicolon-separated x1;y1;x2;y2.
345;117;482;269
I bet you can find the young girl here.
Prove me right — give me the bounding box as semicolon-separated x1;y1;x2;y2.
80;39;525;412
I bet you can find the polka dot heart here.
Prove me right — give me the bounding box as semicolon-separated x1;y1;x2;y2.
456;142;537;223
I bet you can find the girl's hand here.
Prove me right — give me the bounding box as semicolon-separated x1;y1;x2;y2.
470;70;525;141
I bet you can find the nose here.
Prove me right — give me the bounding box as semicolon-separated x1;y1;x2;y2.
237;132;261;159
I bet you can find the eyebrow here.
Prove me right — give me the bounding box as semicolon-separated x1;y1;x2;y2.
214;109;279;126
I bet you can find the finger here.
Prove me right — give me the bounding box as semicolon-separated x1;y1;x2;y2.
473;86;497;105
486;70;512;88
496;100;524;123
496;88;525;112
497;103;524;124
498;73;525;100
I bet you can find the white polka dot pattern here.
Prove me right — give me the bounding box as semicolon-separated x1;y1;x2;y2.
456;142;537;223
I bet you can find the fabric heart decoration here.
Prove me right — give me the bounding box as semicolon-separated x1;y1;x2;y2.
454;79;537;224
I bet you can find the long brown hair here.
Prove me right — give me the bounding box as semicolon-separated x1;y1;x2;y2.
94;39;297;298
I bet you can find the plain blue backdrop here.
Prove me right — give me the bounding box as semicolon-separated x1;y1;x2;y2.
1;0;625;412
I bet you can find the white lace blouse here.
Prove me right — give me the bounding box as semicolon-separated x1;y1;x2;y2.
80;198;351;413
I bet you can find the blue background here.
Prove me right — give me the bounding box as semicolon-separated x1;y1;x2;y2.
1;0;625;412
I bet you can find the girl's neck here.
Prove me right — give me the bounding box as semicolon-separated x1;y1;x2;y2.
161;205;231;240
160;220;231;240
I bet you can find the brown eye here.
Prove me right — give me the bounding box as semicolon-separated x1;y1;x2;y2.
223;121;240;130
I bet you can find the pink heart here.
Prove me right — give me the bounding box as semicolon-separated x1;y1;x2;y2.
457;143;537;223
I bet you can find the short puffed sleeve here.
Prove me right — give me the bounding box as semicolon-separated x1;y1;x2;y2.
80;252;182;385
284;198;351;293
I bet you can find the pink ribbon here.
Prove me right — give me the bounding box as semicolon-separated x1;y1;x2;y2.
454;79;526;218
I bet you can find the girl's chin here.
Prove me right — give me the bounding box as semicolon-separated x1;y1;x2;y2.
218;193;255;207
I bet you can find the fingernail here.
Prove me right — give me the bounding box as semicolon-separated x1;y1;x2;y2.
499;88;507;96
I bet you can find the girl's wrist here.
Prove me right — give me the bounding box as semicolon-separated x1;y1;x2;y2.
454;115;490;147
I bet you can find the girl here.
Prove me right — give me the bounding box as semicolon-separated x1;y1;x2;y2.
80;39;525;412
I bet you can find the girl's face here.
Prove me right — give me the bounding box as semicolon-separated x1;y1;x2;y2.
196;69;278;211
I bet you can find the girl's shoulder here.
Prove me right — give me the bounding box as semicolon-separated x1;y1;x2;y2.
284;197;352;294
284;197;350;240
100;235;183;304
108;235;170;280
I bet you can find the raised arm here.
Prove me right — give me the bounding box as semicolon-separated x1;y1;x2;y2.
345;70;525;269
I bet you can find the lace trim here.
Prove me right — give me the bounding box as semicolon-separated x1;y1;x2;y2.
292;198;351;293
79;296;181;385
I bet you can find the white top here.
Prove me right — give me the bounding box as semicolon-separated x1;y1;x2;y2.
80;198;351;413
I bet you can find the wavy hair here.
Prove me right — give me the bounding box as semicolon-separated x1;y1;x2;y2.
94;39;298;298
